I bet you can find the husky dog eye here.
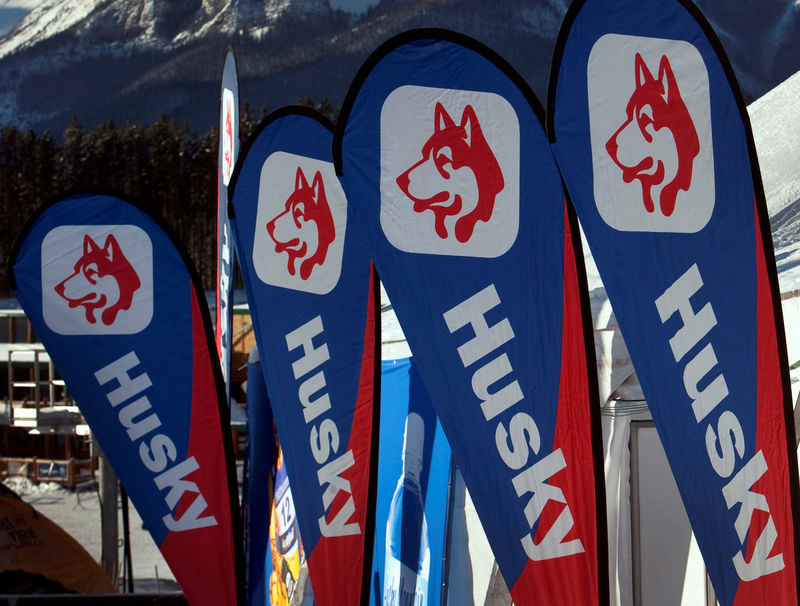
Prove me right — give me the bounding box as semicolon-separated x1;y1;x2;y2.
637;104;654;135
292;202;305;225
435;147;453;177
84;264;99;283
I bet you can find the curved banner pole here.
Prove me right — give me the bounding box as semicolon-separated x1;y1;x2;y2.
228;107;380;606
334;29;607;606
217;47;239;406
548;1;800;604
8;190;245;606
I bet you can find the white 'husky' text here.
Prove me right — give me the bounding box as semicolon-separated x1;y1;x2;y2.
655;263;784;581
443;284;584;561
285;315;361;538
94;352;218;532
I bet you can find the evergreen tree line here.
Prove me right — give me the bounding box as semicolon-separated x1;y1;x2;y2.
0;100;336;298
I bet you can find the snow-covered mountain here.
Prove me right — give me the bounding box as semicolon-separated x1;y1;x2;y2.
0;0;38;36
0;0;798;134
0;0;334;59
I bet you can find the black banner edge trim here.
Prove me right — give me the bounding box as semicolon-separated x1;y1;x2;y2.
332;27;547;177
359;264;382;606
566;195;611;606
545;0;588;143
227;105;335;221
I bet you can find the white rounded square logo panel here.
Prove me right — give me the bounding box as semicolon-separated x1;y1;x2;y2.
42;225;154;335
380;85;520;257
253;152;346;295
221;88;236;187
588;34;714;233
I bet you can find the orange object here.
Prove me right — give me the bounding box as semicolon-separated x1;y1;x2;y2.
0;487;116;594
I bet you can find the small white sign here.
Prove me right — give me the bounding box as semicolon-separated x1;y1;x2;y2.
221;88;236;186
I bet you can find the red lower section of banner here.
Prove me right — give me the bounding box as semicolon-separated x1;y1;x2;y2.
160;286;238;606
511;206;601;606
732;204;797;605
307;268;377;606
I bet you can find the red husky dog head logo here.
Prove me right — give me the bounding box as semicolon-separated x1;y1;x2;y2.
223;98;233;173
396;102;504;243
54;234;141;326
605;53;700;217
266;167;336;280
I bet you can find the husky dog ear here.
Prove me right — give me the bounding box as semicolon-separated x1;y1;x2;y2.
102;234;122;263
311;171;326;206
460;104;480;147
635;52;654;88
435;102;455;133
657;55;677;103
295;166;310;191
84;234;100;256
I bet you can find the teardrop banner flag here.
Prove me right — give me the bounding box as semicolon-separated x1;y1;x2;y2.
548;1;800;604
333;29;607;606
228;107;380;606
217;47;239;405
8;190;244;606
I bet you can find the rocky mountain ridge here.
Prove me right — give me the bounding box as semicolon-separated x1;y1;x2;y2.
0;0;797;135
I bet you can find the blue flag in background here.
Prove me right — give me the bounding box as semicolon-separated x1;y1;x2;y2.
243;347;275;606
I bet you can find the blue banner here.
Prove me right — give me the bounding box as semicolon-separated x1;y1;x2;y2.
334;30;606;605
548;1;800;603
243;349;276;606
228;107;380;606
372;358;451;606
9;190;244;606
217;48;239;405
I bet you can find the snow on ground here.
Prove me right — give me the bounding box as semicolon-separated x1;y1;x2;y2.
773;202;800;293
3;476;179;594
